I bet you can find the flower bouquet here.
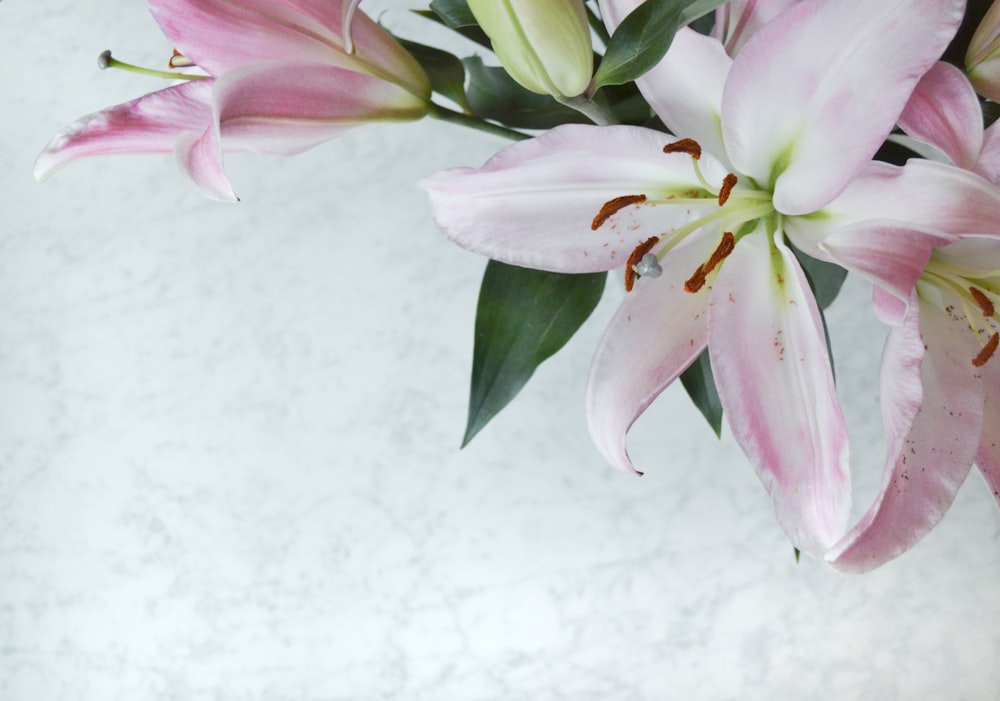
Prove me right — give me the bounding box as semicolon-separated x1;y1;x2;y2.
35;0;1000;573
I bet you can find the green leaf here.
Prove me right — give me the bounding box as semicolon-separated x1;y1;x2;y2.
398;39;469;111
464;261;606;447
415;5;491;48
792;248;848;310
592;0;726;90
463;56;589;129
679;349;723;438
428;0;477;27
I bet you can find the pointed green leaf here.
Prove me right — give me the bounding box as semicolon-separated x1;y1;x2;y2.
464;261;606;447
679;349;723;437
592;0;726;90
463;56;589;128
397;39;469;111
428;0;477;27
792;248;848;310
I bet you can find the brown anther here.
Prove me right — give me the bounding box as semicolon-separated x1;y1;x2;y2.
168;49;194;69
718;174;738;206
973;332;999;367
704;232;735;274
970;286;995;317
624;237;660;292
591;194;647;230
663;138;702;160
684;264;708;293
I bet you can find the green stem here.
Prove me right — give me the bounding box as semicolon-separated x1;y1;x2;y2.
554;94;618;126
428;103;531;141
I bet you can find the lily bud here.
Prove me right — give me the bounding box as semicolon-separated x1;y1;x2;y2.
966;0;1000;101
467;0;593;97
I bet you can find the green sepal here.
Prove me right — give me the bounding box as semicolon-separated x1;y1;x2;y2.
463;261;606;447
679;349;723;438
591;0;727;90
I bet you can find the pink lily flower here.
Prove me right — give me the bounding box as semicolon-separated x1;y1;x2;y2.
804;65;1000;572
422;0;964;558
34;0;431;201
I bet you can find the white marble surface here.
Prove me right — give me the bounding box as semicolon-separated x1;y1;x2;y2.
2;1;999;699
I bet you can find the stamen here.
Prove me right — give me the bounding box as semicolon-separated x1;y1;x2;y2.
704;232;735;273
718;174;738;206
970;286;995;317
592;194;647;230
663;138;702;160
684;264;708;293
625;237;660;292
168;49;195;69
973;332;999;367
96;50;208;81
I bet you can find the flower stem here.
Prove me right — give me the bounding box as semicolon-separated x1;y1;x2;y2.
428;104;532;141
554;95;618;126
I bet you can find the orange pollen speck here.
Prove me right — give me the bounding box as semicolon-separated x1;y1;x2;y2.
973;332;999;367
592;194;647;230
663;138;702;160
684;264;708;293
970;287;995;317
624;237;660;292
718;174;738;206
704;232;735;274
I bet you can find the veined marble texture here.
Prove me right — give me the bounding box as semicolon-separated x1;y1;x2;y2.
2;1;999;699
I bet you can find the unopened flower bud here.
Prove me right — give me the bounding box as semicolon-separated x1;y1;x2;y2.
967;0;1000;101
467;0;593;97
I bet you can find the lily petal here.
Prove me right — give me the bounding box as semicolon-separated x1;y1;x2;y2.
722;0;964;215
212;60;428;156
826;299;984;573
343;0;362;54
819;221;955;307
33;79;214;182
976;357;1000;508
598;3;732;163
149;0;429;97
973;120;1000;184
898;61;983;171
175;124;237;202
420;124;725;273
711;0;798;56
585;231;718;474
709;227;850;556
785;159;1000;248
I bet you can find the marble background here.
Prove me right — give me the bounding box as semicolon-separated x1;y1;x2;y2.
2;1;999;699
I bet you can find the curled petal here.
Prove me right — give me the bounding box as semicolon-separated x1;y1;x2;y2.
34;80;214;181
343;0;362;54
585;232;718;473
898;61;983;171
213;61;428;156
420;124;725;273
819;222;955;309
175;125;237;202
723;0;964;214
827;300;984;573
709;228;850;557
